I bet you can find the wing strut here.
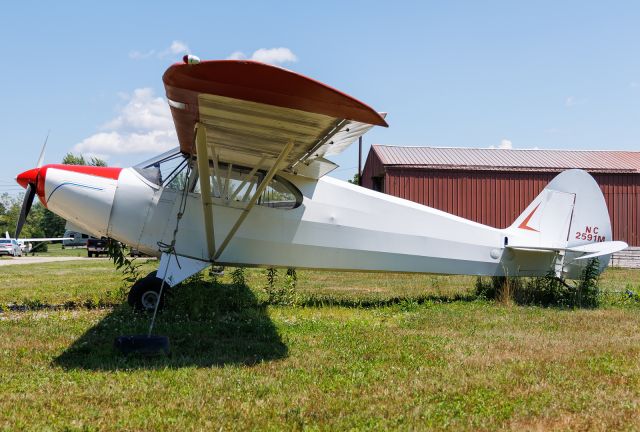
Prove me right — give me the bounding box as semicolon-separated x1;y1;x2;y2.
195;123;216;260
213;139;294;261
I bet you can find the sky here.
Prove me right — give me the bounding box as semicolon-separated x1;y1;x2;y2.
1;1;639;195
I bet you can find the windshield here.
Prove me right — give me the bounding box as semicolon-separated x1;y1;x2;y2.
134;148;189;188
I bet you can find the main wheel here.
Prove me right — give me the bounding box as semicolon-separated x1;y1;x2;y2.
127;272;166;312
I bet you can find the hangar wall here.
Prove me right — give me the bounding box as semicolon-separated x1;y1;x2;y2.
362;148;640;248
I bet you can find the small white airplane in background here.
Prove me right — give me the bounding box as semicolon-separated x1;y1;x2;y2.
14;57;628;311
4;231;72;254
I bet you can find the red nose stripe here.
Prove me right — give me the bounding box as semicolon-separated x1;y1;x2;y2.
40;164;123;180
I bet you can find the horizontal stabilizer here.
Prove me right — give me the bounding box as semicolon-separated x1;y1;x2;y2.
507;240;628;260
571;241;628;260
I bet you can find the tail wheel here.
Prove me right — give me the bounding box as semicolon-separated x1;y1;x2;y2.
128;272;166;312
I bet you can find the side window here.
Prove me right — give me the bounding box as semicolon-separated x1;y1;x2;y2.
258;177;298;209
191;162;301;209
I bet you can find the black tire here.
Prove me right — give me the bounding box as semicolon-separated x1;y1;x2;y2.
88;252;93;258
127;273;166;312
114;335;170;356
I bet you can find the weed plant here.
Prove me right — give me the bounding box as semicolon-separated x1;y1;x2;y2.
475;259;601;308
263;267;298;306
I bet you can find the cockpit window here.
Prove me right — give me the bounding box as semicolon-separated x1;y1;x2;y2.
134;148;188;189
135;149;302;209
191;161;302;210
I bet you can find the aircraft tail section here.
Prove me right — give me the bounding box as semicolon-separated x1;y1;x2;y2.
504;169;627;276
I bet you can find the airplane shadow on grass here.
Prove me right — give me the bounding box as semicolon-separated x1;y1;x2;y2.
53;279;288;370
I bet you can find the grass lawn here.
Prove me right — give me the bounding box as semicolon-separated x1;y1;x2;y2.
0;261;639;430
26;242;90;257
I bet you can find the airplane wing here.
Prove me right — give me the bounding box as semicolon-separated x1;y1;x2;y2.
163;60;388;179
5;231;71;242
18;237;73;242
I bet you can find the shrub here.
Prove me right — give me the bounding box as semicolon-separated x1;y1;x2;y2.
263;267;298;306
474;259;601;308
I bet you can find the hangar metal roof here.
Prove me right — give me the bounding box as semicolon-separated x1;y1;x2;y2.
371;145;640;173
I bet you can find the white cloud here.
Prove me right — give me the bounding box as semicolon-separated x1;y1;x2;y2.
101;88;172;131
251;47;297;64
130;40;190;60
227;51;246;60
565;96;586;107
226;47;297;65
74;88;176;158
169;40;188;54
498;139;513;149
487;139;514;149
129;49;155;60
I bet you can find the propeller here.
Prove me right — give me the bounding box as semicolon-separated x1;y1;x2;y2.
14;132;49;239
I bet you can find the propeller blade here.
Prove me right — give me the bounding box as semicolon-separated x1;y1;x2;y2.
14;183;36;239
36;130;49;168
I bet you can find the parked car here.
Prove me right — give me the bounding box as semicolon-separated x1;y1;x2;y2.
87;238;108;257
0;239;23;257
63;230;91;247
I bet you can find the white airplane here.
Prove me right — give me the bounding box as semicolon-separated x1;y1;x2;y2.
14;57;627;311
4;231;72;254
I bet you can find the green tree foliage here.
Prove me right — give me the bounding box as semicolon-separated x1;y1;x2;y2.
62;153;107;167
0;193;47;238
347;173;360;185
62;153;86;165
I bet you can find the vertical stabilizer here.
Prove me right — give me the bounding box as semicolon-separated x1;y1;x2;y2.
505;169;615;275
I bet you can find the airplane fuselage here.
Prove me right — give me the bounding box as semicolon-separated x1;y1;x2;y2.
37;160;591;280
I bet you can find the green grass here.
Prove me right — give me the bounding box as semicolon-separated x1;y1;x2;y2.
0;259;157;305
0;260;474;307
1;262;639;430
27;242;90;257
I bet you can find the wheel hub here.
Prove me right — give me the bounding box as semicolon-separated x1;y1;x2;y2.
141;291;159;310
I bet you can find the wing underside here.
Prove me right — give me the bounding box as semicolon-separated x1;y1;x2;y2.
163;60;387;178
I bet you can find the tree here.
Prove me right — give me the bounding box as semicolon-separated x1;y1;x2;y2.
62;153;107;167
62;153;86;165
41;206;66;237
89;156;107;167
347;173;360;185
